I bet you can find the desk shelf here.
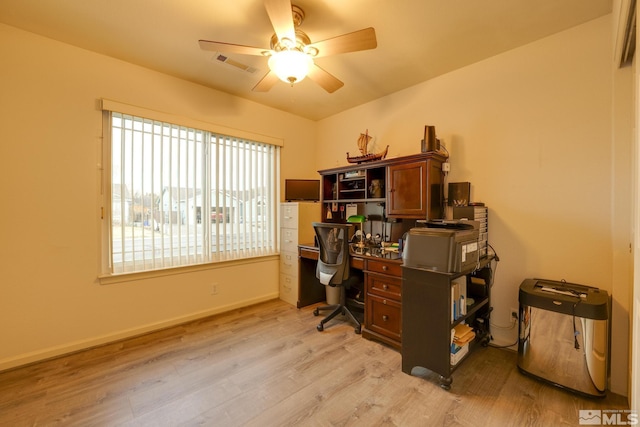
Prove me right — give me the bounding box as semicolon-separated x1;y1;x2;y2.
319;164;386;221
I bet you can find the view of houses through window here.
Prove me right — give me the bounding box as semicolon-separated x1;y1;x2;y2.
106;112;279;274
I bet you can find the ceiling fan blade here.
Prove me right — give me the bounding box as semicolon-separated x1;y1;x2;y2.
308;27;377;58
264;0;295;44
252;71;280;92
307;63;344;93
199;40;267;56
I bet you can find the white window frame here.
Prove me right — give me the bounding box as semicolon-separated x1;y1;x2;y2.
99;100;282;281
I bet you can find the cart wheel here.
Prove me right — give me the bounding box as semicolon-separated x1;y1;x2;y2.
439;375;452;390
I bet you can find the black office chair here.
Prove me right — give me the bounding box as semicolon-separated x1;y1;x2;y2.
312;222;362;334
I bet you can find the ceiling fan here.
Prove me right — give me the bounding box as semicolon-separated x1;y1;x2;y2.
198;0;377;93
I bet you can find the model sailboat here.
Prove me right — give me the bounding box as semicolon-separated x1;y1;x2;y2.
346;130;389;164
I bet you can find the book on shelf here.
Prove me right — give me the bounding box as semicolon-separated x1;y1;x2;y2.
450;342;469;365
451;277;467;321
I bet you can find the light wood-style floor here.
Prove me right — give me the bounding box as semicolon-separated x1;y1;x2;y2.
0;299;628;426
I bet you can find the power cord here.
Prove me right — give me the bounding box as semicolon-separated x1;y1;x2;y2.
488;243;499;261
490;311;517;330
489;339;519;349
489;309;519;349
479;243;516;349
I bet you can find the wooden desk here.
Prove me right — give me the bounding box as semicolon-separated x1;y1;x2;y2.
298;243;404;349
297;245;402;305
297;244;325;308
297;243;366;308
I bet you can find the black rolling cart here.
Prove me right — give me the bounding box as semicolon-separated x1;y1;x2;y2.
401;258;493;389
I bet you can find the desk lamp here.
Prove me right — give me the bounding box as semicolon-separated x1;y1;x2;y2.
347;215;367;248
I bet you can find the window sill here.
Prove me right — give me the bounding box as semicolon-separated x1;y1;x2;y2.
98;254;279;285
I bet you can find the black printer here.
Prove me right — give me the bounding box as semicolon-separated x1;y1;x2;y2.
402;220;480;273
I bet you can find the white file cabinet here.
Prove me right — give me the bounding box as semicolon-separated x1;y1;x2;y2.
280;202;319;306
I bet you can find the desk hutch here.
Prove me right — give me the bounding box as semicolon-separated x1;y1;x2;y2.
318;152;447;222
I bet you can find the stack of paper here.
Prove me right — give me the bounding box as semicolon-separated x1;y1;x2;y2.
450;323;475;365
453;323;476;346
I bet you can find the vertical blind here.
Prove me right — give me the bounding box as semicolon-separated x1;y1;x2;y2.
106;111;279;274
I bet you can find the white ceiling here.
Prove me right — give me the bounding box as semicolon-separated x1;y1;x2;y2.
0;0;612;121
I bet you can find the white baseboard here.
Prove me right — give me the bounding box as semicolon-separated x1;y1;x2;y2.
0;293;279;372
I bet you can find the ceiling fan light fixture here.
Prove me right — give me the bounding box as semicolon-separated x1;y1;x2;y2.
303;45;319;57
268;49;313;85
198;3;376;93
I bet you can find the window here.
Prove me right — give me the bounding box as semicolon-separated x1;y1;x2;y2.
101;103;280;275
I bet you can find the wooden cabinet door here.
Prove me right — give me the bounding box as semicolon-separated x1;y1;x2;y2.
387;160;427;217
387;158;443;219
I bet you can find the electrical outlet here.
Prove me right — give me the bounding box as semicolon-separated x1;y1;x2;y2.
211;283;219;295
510;307;518;320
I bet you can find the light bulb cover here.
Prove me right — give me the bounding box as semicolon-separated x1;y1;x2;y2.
268;49;313;85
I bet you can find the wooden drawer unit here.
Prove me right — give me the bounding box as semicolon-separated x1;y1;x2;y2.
367;259;402;276
350;256;364;270
367;294;402;343
298;246;319;261
363;258;402;349
367;271;401;300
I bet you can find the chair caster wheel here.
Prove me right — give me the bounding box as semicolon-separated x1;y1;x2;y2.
313;308;319;316
317;324;324;332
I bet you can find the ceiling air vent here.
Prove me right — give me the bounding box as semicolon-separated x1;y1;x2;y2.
213;53;258;74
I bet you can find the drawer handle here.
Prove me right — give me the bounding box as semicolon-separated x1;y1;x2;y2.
382;284;389;291
382;265;388;271
382;315;389;322
383;299;387;305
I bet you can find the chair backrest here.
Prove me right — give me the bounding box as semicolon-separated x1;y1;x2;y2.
313;222;353;286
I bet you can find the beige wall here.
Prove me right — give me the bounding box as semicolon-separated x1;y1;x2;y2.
612;65;634;399
318;16;631;395
0;24;317;369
